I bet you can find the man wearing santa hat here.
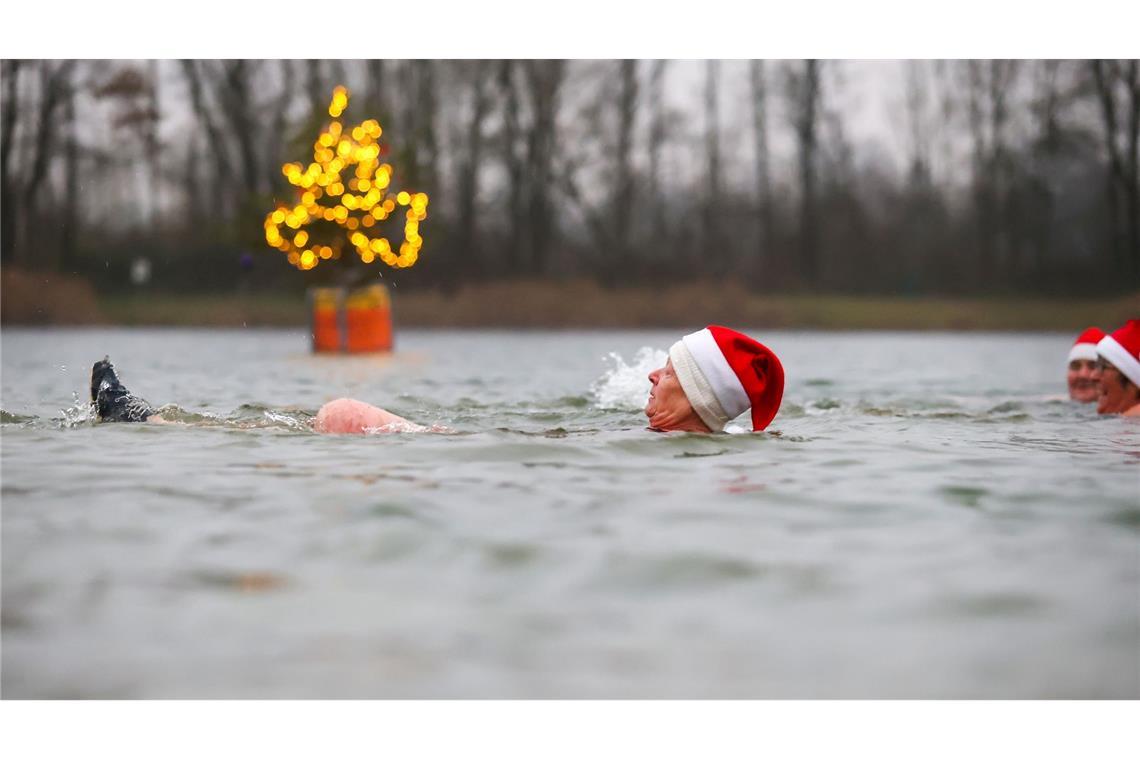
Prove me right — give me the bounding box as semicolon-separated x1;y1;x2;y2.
1066;327;1105;403
645;325;784;433
89;325;786;435
1095;319;1140;417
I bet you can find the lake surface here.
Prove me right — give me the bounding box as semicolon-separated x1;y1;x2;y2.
2;328;1137;698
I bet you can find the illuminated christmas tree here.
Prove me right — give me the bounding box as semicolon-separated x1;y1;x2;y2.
263;86;429;272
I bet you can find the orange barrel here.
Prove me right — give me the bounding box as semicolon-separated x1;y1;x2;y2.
309;287;344;353
345;284;393;353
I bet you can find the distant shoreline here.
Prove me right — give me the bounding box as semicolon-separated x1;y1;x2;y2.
2;270;1136;331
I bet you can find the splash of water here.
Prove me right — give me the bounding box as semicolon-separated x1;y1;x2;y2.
57;393;96;428
363;420;429;434
591;346;667;411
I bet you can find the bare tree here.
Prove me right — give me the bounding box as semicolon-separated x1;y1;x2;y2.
1033;60;1065;153
180;60;236;218
787;59;821;286
305;59;326;120
522;59;564;275
179;60;266;219
750;59;773;283
365;59;386;119
610;59;638;279
144;61;163;223
1;60;24;263
1091;59;1140;279
454;60;493;280
3;57;1132;296
217;60;263;201
703;60;723;274
961;60;1020;286
415;60;440;193
904;61;933;186
265;60;295;193
60;63;81;270
14;60;76;266
497;60;526;273
646;60;669;253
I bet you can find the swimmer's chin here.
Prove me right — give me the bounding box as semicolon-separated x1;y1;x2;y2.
644;413;712;434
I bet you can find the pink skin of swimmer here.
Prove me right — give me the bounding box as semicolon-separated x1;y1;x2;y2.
313;398;417;434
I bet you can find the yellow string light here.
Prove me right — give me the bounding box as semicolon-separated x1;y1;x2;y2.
263;86;429;271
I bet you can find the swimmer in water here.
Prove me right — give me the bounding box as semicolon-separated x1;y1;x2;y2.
1066;327;1105;403
316;324;785;434
646;325;784;433
88;356;421;433
91;324;785;435
1094;319;1140;417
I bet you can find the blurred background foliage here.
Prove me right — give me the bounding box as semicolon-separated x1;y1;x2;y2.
1;59;1137;301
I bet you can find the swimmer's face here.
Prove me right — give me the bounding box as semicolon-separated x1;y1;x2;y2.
1067;358;1099;403
645;359;702;431
1096;360;1140;414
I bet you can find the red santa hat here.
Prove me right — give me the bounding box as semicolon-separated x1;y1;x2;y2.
668;325;785;432
1067;327;1106;363
1097;319;1140;387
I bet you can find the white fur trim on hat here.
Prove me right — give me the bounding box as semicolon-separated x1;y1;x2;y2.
669;339;730;431
1097;335;1140;387
1067;343;1099;363
681;328;750;418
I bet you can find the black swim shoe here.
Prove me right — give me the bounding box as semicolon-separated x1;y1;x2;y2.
90;356;156;422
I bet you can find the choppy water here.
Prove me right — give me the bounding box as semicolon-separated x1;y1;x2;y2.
2;328;1137;698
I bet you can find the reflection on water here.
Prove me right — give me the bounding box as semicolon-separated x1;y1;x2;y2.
1;328;1138;698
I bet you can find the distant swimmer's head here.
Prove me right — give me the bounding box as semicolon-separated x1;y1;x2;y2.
1067;327;1104;403
1094;320;1140;415
646;325;785;433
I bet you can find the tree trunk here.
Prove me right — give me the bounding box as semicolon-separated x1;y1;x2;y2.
965;60;992;289
750;59;772;285
61;64;80;272
455;61;492;281
703;60;722;274
180;60;235;219
610;59;638;282
1;60;24;263
220;60;262;200
523;59;564;276
266;59;294;193
904;60;931;185
1125;60;1140;280
21;60;75;268
1091;59;1140;279
415;60;440;193
365;59;386;121
144;60;162;226
647;60;668;258
497;60;526;274
987;60;1019;282
792;59;820;286
306;59;326;120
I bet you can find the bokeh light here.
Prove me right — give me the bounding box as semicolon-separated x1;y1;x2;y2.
263;86;429;271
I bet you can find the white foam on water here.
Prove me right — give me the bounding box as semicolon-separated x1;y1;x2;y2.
262;409;314;431
364;420;429;434
58;394;96;428
591;346;668;410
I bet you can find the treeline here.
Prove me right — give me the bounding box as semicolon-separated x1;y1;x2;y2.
1;59;1137;295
